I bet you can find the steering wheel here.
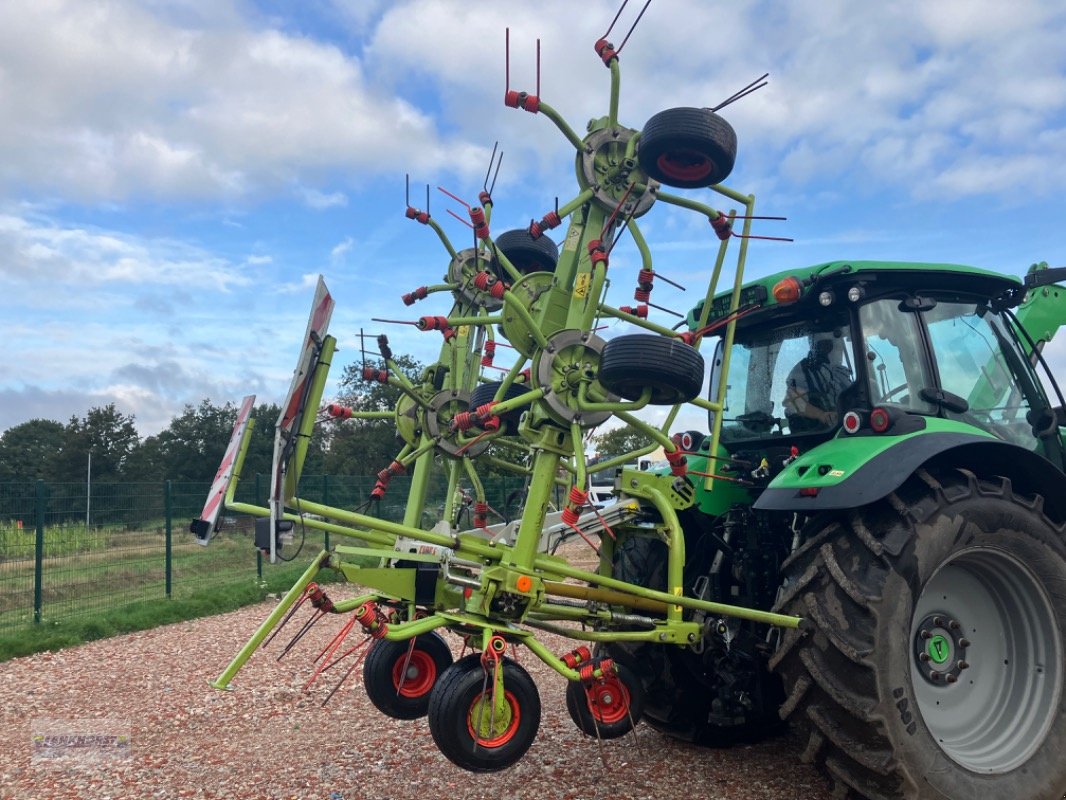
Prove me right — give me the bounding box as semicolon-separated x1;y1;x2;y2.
735;410;778;433
878;383;910;403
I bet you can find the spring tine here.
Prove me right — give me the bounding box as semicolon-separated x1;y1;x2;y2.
395;638;418;697
616;0;652;54
319;636;372;675
277;610;324;661
320;645;371;708
263;592;309;648
647;301;684;318
651;271;686;291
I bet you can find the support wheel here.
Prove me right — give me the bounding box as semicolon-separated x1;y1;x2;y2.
638;107;737;188
565;661;645;739
363;632;453;719
428;654;541;772
493;229;558;280
599;334;704;404
771;468;1066;799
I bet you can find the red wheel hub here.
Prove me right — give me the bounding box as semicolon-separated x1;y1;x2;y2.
586;675;630;725
392;649;437;698
657;150;714;182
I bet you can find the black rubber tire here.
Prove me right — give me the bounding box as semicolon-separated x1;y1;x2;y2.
362;632;453;720
770;468;1066;799
638;107;737;189
599;334;705;405
493;229;559;280
428;654;541;772
606;535;785;746
564;660;645;739
469;381;530;430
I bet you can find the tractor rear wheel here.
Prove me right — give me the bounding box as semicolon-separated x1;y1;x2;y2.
771;468;1066;799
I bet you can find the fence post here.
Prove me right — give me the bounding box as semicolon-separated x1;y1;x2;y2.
255;474;263;583
164;480;173;598
322;474;330;551
33;479;45;625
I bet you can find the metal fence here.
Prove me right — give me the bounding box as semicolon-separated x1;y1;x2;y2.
0;474;532;632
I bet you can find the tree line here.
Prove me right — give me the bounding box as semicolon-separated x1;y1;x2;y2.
0;355;424;484
0;351;658;485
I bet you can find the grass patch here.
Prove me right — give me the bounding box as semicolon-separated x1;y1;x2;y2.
0;560;339;663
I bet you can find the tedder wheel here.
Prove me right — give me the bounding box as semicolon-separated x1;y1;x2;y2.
598;334;705;405
606;534;785;746
428;653;541;772
564;661;645;739
469;381;530;431
638;107;737;189
363;632;454;720
492;229;559;280
771;468;1066;799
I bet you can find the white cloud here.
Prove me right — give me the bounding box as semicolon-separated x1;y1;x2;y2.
330;237;354;263
298;187;348;209
0;211;250;293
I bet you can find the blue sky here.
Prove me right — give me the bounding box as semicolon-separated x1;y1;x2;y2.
2;0;1064;436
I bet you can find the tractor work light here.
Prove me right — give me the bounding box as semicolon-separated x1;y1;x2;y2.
818;290;835;307
869;406;892;433
772;276;803;304
842;410;863;434
847;285;865;302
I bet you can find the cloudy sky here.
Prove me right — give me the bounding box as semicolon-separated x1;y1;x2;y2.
2;0;1064;437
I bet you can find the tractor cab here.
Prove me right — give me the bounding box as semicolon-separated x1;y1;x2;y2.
702;261;1066;472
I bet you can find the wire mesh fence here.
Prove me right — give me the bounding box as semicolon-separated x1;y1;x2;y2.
0;473;538;632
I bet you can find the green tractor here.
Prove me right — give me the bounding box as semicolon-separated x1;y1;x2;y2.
608;260;1066;799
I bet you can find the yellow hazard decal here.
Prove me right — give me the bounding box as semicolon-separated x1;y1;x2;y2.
457;325;470;338
574;272;591;299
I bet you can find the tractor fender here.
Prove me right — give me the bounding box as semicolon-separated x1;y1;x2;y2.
753;431;1066;521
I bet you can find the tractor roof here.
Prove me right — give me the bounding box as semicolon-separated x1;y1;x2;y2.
689;260;1023;331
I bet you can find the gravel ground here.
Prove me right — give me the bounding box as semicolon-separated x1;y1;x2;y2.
1;557;834;800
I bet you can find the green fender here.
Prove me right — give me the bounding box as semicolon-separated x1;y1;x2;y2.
754;419;1066;520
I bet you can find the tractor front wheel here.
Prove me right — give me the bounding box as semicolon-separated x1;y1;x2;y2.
771;468;1066;799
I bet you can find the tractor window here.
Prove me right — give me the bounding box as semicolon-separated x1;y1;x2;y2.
709;320;855;442
859;300;937;414
923;302;1042;448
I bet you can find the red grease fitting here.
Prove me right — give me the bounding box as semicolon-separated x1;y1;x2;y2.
619;304;648;319
326;403;353;420
417;315;450;331
594;38;618;65
402;286;429;306
562;646;593;669
405;206;430;224
666;449;688;476
469;206;489;240
587;239;608;267
710;213;732;240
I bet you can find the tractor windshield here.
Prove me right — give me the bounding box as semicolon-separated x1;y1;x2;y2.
710;318;857;442
862;297;1045;449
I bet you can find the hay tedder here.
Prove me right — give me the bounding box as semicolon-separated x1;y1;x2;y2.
193;6;1066;798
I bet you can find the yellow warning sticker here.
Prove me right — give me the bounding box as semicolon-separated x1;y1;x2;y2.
574;272;591;299
457;325;470;338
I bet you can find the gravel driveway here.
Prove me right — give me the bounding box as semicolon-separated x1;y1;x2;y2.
1;587;834;800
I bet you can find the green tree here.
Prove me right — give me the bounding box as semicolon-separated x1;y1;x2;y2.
324;354;424;474
0;419;65;481
589;425;652;462
52;404;140;483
